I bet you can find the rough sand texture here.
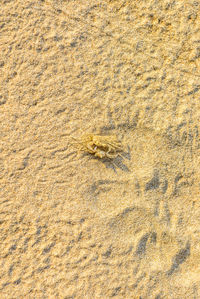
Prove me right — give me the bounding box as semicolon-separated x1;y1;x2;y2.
1;0;200;298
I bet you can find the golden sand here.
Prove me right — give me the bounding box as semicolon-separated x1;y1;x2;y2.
1;0;200;298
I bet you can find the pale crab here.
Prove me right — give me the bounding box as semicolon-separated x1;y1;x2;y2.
73;134;123;159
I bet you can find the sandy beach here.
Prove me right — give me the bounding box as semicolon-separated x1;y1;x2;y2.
1;0;200;298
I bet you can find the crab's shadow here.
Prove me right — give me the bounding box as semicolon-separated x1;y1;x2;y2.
90;145;131;173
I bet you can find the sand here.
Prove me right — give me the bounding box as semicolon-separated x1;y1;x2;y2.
1;0;200;298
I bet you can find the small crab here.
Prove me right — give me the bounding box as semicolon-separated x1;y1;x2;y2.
73;134;123;159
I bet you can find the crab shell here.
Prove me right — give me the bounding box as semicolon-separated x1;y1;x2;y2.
80;134;122;159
